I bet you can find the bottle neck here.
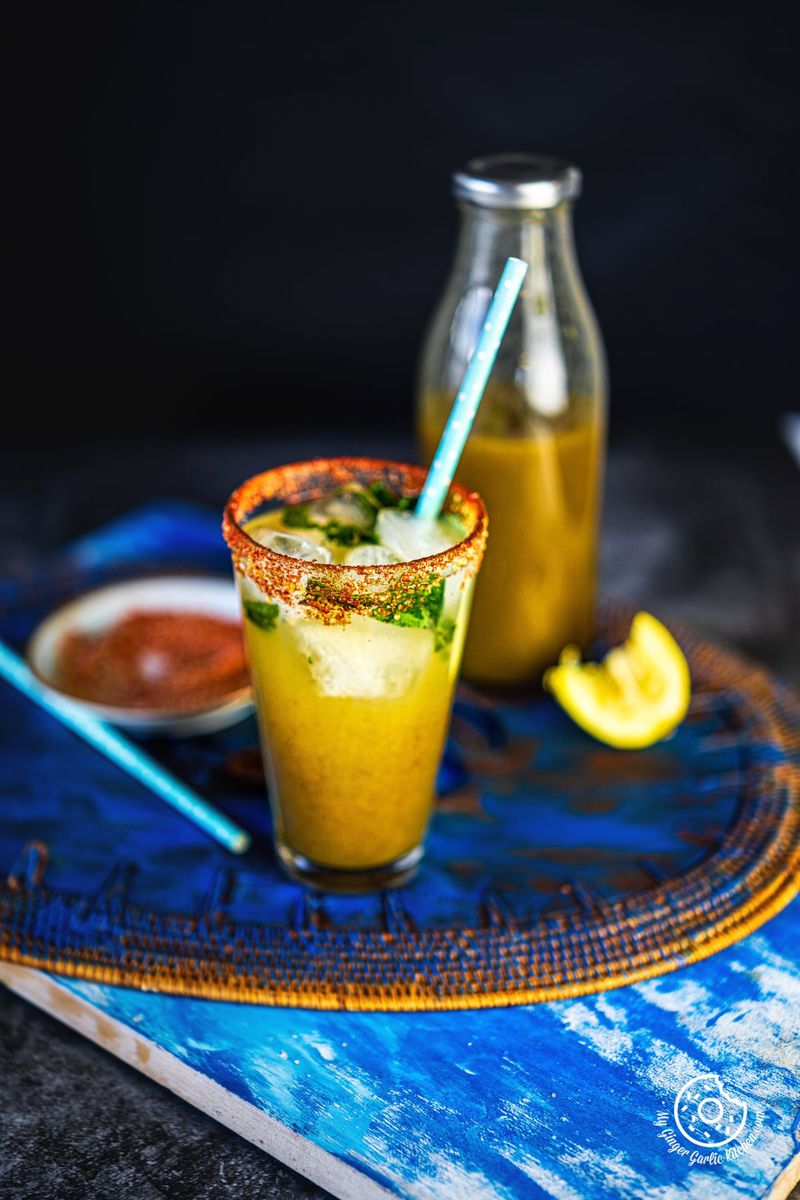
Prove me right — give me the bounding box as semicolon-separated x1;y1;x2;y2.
418;196;605;424
451;202;580;287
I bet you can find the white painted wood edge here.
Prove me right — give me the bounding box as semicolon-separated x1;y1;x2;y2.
0;964;395;1200
4;963;796;1200
765;1152;800;1200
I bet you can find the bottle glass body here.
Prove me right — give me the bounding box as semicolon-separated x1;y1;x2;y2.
417;200;607;686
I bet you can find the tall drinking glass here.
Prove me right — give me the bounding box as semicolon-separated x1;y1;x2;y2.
223;458;487;892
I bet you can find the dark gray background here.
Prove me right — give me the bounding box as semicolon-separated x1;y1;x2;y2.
10;1;796;442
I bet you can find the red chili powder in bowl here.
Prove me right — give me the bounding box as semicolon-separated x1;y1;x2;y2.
56;610;250;711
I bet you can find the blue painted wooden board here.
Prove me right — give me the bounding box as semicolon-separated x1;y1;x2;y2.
3;900;799;1200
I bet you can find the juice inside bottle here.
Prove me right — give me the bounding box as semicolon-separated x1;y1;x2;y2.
419;384;604;686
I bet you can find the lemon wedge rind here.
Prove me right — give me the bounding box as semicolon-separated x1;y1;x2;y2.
543;612;691;750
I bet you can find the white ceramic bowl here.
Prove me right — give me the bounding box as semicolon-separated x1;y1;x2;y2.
27;575;254;737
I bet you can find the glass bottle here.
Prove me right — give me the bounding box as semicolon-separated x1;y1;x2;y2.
417;154;607;687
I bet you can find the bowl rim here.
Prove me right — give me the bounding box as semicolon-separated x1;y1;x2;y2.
25;572;254;724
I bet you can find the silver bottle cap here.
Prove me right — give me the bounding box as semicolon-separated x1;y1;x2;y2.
452;153;582;210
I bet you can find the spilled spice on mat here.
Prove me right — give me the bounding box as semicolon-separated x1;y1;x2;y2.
56;610;249;710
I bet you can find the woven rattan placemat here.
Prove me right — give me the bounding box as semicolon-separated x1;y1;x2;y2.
1;506;798;1010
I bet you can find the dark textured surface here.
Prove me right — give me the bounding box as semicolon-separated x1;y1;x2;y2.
0;991;327;1200
1;431;798;1199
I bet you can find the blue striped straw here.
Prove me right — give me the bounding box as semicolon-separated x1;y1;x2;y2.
416;256;528;521
0;640;251;855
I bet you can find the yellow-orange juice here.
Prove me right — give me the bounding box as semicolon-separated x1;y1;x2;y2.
243;607;459;869
419;389;603;687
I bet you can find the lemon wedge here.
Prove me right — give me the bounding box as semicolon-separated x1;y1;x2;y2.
543;612;691;749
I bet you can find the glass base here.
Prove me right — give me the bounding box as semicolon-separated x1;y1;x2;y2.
275;841;423;894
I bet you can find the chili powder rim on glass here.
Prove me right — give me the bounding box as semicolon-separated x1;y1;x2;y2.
222;457;489;622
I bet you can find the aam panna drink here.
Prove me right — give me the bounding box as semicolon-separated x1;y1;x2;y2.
223;459;487;892
417;153;607;687
419;384;604;687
